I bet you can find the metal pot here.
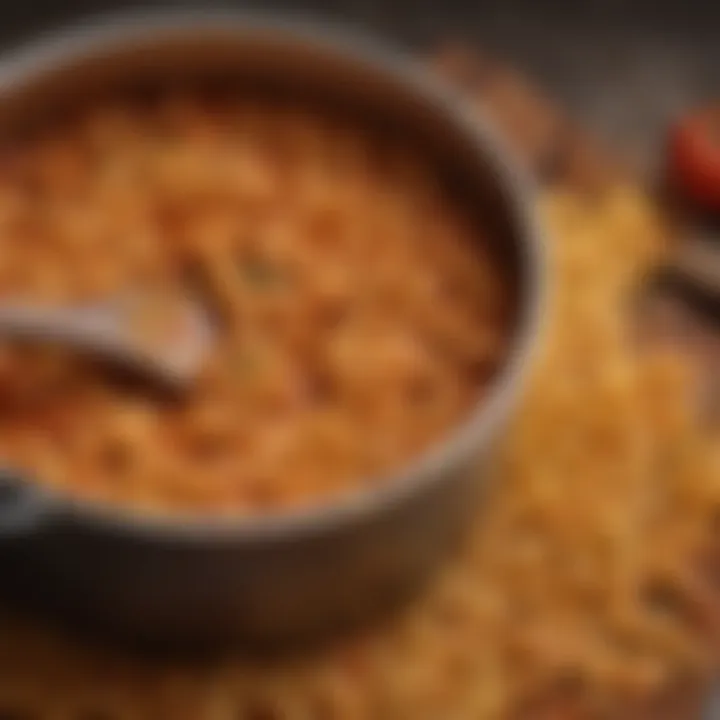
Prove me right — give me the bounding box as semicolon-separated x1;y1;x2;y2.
0;10;546;649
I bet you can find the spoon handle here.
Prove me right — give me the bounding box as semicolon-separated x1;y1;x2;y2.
661;231;720;321
672;238;720;303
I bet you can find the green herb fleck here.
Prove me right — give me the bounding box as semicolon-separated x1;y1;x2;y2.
240;257;284;288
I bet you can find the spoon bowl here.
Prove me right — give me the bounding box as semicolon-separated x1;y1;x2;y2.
0;291;215;388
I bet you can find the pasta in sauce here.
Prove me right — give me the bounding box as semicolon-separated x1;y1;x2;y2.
0;92;510;514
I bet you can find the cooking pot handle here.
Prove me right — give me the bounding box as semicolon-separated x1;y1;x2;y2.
0;470;52;537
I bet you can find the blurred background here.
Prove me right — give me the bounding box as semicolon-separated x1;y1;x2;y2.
6;0;720;176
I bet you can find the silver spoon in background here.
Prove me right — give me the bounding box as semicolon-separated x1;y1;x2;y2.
0;290;215;388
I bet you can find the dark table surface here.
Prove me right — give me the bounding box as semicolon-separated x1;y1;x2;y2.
4;0;720;174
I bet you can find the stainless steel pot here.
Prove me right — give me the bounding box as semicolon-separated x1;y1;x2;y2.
0;10;546;649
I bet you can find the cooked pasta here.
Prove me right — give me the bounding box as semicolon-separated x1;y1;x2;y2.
0;92;510;514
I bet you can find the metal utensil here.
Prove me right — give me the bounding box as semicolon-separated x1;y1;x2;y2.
667;232;720;308
0;291;214;387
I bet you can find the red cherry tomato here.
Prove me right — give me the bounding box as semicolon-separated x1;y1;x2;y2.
669;106;720;210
